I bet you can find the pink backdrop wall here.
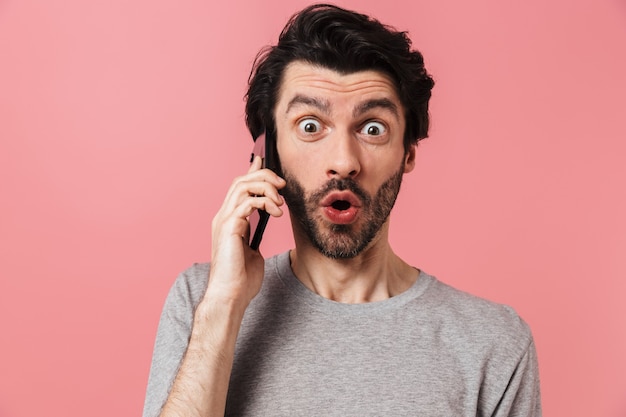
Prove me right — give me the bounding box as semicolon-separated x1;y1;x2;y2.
1;0;625;416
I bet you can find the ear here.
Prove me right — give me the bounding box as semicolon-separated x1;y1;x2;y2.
403;145;416;173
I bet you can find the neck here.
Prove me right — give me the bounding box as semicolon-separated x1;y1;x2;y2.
289;223;418;304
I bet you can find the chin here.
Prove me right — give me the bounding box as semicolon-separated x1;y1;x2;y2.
311;228;373;260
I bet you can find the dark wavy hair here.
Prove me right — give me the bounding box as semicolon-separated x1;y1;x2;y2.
245;4;435;151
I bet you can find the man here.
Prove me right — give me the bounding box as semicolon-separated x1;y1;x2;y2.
143;4;541;416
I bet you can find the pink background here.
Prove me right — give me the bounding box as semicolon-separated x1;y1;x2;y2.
1;0;625;416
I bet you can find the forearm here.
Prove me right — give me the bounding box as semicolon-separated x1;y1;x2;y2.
154;159;284;416
159;296;247;417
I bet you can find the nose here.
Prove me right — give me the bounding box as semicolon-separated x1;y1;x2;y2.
325;131;361;179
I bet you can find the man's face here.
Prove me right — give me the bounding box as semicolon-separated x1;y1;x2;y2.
274;61;415;258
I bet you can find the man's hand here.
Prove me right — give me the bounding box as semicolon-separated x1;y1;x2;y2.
205;155;286;308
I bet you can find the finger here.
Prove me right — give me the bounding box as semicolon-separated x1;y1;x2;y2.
243;182;285;204
238;195;283;220
248;155;263;173
236;195;285;219
223;177;284;215
242;217;251;242
214;192;284;235
224;169;285;204
246;167;286;188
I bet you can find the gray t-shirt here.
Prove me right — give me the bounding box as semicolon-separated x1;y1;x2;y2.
143;251;541;416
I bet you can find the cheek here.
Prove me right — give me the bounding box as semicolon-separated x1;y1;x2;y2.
278;140;323;177
361;154;405;187
279;151;320;191
288;170;324;195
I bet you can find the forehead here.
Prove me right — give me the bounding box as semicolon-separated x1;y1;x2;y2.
276;61;402;111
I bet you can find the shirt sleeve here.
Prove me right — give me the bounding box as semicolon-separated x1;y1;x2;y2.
493;337;542;417
141;264;209;417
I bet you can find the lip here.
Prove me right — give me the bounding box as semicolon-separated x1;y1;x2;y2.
320;191;362;225
320;191;362;208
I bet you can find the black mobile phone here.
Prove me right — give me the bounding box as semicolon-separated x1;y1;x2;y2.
248;127;277;250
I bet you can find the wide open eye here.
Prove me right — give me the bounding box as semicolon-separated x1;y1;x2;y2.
297;118;322;134
360;121;387;136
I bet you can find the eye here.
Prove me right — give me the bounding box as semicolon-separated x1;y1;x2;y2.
360;121;387;136
297;118;322;134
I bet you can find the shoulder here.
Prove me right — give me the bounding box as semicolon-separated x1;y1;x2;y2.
165;253;287;312
420;273;533;353
417;274;542;414
164;262;210;312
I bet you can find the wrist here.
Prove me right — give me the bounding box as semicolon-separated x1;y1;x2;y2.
194;292;248;327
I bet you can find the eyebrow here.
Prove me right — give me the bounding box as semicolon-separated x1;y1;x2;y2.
284;94;400;120
285;95;331;115
353;98;400;120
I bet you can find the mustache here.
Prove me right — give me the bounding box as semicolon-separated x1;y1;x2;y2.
308;177;371;206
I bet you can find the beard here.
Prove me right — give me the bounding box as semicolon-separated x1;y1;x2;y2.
280;163;405;259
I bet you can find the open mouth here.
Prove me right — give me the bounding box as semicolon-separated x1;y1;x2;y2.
321;191;362;209
331;200;352;211
321;192;362;224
